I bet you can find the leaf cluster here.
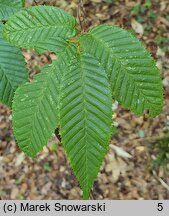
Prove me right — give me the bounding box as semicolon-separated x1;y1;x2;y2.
0;0;28;107
1;4;163;199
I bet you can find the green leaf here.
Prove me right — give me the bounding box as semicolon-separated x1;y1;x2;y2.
12;42;76;157
80;25;163;117
34;37;72;55
60;53;112;199
3;6;77;51
0;0;23;21
0;23;28;107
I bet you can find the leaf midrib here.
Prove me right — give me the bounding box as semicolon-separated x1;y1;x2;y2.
79;59;89;193
6;23;75;34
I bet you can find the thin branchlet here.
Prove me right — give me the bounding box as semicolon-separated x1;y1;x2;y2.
33;0;38;5
77;0;87;32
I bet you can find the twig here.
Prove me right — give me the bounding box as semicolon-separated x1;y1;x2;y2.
90;188;95;200
55;128;61;142
33;0;38;5
152;170;169;191
135;135;166;143
77;0;87;32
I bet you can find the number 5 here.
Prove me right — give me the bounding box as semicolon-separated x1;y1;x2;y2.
157;203;163;211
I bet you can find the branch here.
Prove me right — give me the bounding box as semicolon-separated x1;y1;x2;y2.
77;0;87;32
55;128;61;142
33;0;38;5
